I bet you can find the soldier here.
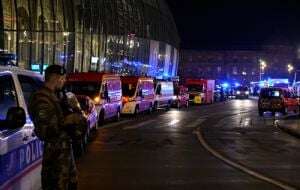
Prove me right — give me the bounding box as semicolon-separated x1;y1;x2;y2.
29;65;85;190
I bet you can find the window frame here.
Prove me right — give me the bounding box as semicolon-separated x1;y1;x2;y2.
0;73;19;121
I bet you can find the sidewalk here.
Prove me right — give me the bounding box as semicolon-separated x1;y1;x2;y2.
277;116;300;138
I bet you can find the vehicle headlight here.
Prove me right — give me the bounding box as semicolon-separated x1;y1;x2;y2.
245;91;249;95
236;91;240;95
93;96;101;104
172;96;178;100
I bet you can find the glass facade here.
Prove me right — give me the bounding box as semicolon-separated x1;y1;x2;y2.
0;0;180;79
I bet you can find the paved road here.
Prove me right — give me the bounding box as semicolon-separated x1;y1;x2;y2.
77;99;300;190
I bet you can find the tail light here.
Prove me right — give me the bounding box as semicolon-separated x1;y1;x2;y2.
122;97;129;106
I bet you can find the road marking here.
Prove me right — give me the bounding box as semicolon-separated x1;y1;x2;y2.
195;128;297;190
185;117;206;128
123;119;157;130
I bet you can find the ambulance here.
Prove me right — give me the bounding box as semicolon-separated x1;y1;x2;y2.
0;65;43;190
66;73;122;125
154;80;174;110
186;79;215;104
121;76;155;114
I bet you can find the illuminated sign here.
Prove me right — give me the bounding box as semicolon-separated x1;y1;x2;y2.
31;64;48;73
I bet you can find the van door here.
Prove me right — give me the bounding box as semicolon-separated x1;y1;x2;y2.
105;79;121;118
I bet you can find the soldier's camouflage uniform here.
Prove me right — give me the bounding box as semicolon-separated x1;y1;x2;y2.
29;86;86;190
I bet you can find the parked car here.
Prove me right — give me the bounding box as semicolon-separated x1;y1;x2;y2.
235;86;249;99
64;93;98;157
172;85;189;108
258;87;299;116
154;80;174;110
66;73;122;125
0;65;44;190
121;76;155;114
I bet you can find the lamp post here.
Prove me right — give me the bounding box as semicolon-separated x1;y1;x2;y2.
259;59;267;81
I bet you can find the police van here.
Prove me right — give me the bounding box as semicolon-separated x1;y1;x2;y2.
0;66;43;190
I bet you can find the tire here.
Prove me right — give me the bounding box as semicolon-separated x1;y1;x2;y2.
148;103;153;114
98;110;105;126
186;101;189;108
153;102;158;111
114;108;120;121
134;106;139;115
281;108;287;115
259;109;264;116
166;101;171;111
177;101;181;109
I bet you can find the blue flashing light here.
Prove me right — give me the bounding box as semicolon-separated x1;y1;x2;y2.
221;83;229;89
234;82;240;87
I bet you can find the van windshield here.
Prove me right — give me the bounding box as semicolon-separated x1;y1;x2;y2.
260;89;282;98
122;83;137;97
65;82;100;98
187;84;203;92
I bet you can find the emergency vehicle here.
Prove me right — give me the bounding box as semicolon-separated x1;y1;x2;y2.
258;87;299;116
121;76;155;114
186;79;215;104
172;85;189;108
0;65;43;190
154;80;174;110
66;73;122;125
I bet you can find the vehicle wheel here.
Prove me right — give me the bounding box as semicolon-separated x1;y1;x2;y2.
83;131;89;152
134;106;139;115
186;101;189;108
148;103;153;114
153;102;158;111
98;110;105;126
114;108;120;121
177;101;181;109
282;108;287;115
258;109;264;116
166;101;171;111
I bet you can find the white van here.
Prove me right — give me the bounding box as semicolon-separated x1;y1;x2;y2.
0;66;43;190
154;81;174;110
66;73;122;124
121;76;155;114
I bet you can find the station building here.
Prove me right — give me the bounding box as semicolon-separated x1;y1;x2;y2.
0;0;180;78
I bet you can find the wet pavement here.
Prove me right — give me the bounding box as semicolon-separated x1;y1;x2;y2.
77;99;300;190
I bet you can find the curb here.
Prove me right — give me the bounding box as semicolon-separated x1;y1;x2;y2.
277;124;300;139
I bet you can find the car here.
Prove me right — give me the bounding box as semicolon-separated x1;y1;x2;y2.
172;85;189;108
64;93;98;157
66;73;122;125
121;76;155;114
235;86;249;99
0;65;43;190
258;87;299;116
154;80;174;110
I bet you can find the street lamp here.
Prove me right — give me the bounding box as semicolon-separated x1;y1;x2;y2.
259;59;267;80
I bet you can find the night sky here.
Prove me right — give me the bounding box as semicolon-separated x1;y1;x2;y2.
166;0;300;50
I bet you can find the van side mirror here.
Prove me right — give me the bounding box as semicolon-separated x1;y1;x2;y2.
6;107;26;129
